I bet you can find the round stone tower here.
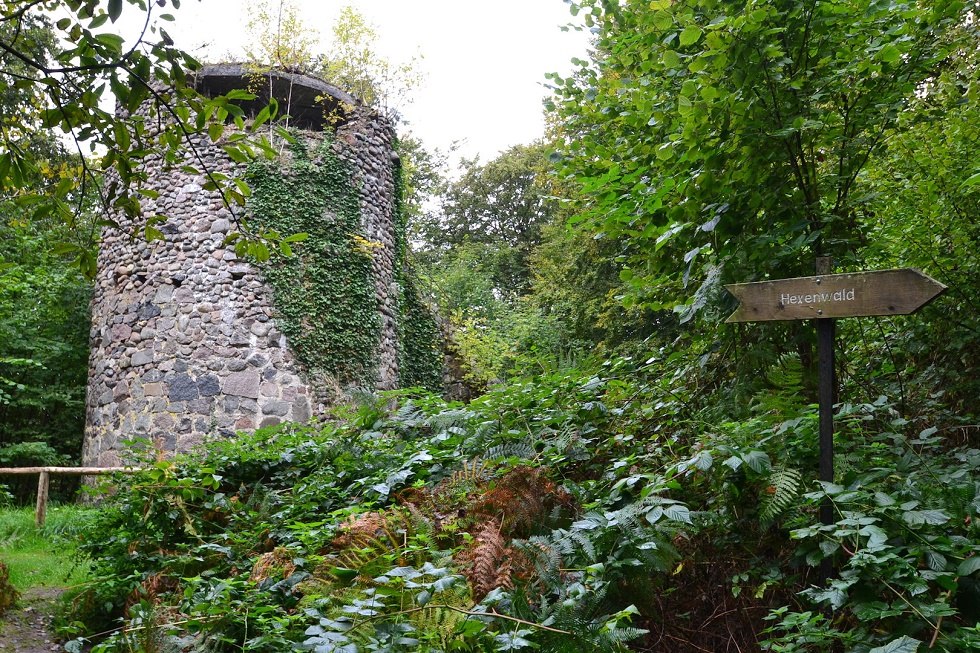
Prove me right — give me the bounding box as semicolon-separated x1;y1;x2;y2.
82;65;424;466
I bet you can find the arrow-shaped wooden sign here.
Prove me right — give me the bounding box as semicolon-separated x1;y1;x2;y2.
725;268;946;323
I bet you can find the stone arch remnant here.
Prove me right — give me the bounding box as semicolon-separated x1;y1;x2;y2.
82;65;442;467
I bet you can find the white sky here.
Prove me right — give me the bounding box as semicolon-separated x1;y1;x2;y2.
147;1;591;162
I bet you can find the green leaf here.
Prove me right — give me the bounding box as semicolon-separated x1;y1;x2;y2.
957;556;980;577
741;450;770;473
879;44;901;64
679;25;703;47
223;145;251;164
663;504;691;524
225;89;257;101
663;50;682;68
903;510;950;526
868;635;921;653
653;11;673;31
208;123;224;142
94;33;125;53
961;171;980;187
108;0;123;22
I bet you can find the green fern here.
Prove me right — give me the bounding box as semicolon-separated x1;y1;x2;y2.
752;352;808;416
765;352;804;389
759;466;803;525
485;440;536;461
409;583;473;649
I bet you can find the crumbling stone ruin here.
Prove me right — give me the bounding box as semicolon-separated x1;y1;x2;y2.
83;65;442;467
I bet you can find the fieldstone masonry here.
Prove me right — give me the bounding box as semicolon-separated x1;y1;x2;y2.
83;66;404;466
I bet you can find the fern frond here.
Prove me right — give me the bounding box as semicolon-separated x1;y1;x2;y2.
485;440;536;461
427;408;473;434
458;520;513;600
759;466;803;525
566;529;597;562
410;583;473;648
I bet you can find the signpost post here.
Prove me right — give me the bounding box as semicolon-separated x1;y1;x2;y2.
725;264;945;580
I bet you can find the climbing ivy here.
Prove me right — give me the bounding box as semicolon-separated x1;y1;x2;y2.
392;139;445;391
246;135;380;389
397;271;444;390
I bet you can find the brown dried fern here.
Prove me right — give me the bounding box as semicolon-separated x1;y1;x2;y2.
470;466;574;537
457;519;514;600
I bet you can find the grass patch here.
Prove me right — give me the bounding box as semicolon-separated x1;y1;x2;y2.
0;505;95;591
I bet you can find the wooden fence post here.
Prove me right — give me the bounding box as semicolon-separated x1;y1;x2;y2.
35;470;50;528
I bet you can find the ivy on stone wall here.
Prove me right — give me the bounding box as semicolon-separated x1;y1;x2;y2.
397;271;444;390
392;142;444;391
246;136;380;389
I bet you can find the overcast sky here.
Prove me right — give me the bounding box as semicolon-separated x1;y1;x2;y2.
146;1;591;162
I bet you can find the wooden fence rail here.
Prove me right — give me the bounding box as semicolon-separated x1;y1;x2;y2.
0;466;142;527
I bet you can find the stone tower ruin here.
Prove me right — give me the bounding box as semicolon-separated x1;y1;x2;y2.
83;65;443;467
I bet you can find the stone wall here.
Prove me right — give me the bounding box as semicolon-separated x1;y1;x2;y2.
335;113;401;390
82;67;403;466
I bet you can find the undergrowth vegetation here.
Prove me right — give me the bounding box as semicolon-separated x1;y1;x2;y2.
0;504;94;591
61;354;980;652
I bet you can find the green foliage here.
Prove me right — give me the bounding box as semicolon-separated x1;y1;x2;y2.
0;442;69;503
0;220;90;485
397;271;444;392
317;5;423;120
0;0;283;269
427;143;557;297
0;505;94;591
245;1;423;120
764;403;980;651
64;366;698;651
852;28;980;412
54;349;979;651
548;0;967;315
246;135;381;388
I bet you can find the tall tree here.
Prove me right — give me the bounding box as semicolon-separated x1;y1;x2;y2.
549;0;968;316
436;143;557;296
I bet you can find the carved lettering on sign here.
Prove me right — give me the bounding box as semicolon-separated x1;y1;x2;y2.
725;269;945;322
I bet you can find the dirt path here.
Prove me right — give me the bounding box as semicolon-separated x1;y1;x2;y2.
0;587;64;653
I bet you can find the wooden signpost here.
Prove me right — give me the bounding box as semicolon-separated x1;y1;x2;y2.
725;261;946;579
725;267;947;323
